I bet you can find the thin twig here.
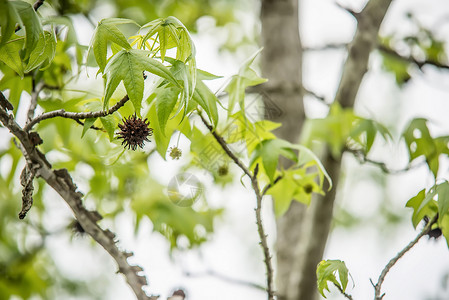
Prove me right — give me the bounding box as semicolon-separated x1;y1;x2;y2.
378;44;449;71
333;282;354;300
262;175;282;196
346;148;427;174
303;42;348;51
302;87;329;104
199;114;252;178
25;95;129;131
27;79;45;123
184;268;267;291
200;114;275;300
373;214;438;300
252;164;275;300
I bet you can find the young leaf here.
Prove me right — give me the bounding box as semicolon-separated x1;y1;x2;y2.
0;1;19;46
251;139;297;182
100;115;117;141
316;259;350;298
402;118;438;178
25;31;56;72
11;0;43;57
192;80;219;127
155;85;180;133
103;49;179;112
225;48;267;117
81;118;97;138
0;35;24;77
89;18;136;72
406;188;437;228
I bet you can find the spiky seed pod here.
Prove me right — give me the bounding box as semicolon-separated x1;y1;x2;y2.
168;146;182;160
117;115;153;151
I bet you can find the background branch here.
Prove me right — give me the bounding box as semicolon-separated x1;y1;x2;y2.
373;214;438;300
184;268;266;291
378;44;449;70
345;148;427;174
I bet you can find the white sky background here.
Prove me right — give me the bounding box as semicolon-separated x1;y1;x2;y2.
2;0;449;299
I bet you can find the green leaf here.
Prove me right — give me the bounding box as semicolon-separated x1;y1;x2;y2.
251;139;297;182
81;118;97;138
193;80;219;127
317;259;350;298
89;18;136;72
439;214;449;248
301;103;358;158
225;48;267;117
269;178;295;216
350;118;391;153
155;85;180;133
11;0;43;57
436;182;449;219
197;69;222;81
406;188;437;228
25;31;56;72
402;118;438;178
0;35;24;77
103;49;179;112
100;115;117;141
0;1;19;46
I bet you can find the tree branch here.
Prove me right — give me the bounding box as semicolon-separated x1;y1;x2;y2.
333;282;354;300
373;214;438;300
345;148;427;174
24;95;129;131
0;96;151;300
199;114;275;300
378;44;449;71
287;1;394;300
27;79;45;123
184;268;266;291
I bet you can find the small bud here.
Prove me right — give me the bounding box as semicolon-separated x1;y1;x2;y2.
168;146;182;160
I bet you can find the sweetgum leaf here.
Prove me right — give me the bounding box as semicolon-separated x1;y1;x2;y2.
89;18;136;72
103;49;179;112
316;259;350;298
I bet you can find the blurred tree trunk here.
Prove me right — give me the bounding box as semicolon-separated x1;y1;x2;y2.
260;0;393;299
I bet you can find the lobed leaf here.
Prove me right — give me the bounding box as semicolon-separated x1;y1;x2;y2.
89;18;136;72
316;259;350;298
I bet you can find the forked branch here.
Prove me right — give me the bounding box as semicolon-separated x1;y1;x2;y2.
200;114;275;300
0;94;151;300
373;214;438;300
24;95;130;131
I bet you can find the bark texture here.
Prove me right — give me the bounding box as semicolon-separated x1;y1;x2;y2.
260;0;304;298
260;0;393;299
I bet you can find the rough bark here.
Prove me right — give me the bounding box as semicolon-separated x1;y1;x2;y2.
0;104;151;300
260;0;393;299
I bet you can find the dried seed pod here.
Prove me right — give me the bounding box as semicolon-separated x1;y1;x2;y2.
117;115;153;150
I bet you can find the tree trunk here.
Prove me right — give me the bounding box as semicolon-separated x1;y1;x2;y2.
260;0;393;299
260;1;304;298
